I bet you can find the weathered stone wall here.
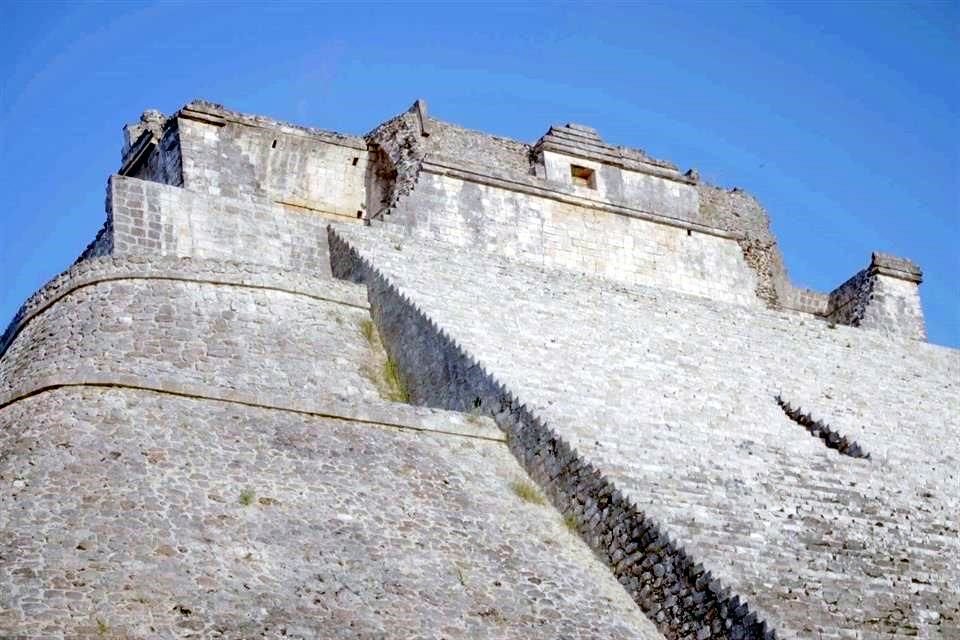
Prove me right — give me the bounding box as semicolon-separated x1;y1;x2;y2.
174;101;369;220
425;117;534;176
331;228;776;640
386;167;760;306
104;174;353;276
0;261;379;408
0;385;657;639
332;222;960;639
541;151;700;223
108;99;928;335
364;108;425;219
827;253;925;340
0;244;661;638
697;184;790;307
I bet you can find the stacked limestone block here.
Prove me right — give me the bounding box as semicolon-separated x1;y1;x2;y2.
331;222;960;639
0;387;659;638
0;255;660;638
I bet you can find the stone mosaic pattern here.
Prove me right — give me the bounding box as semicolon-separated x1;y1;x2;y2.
333;223;960;639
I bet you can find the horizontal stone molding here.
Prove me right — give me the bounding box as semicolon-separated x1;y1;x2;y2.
536;139;692;185
0;256;368;359
178;100;368;151
329;226;777;640
420;154;739;241
0;374;504;444
869;252;922;283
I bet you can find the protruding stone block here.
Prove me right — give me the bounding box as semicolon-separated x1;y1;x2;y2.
827;251;926;340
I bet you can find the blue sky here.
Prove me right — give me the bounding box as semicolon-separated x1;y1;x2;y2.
1;1;957;346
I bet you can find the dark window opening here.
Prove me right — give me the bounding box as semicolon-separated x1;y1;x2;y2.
570;165;596;188
352;157;359;166
356;210;363;219
687;229;692;237
271;139;278;149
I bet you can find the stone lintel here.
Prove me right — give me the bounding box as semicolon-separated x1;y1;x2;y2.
869;252;922;283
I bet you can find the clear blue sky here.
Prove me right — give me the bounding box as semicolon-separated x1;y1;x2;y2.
2;1;957;346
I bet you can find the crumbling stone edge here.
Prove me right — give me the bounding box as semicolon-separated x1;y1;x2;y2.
775;395;871;459
329;226;778;640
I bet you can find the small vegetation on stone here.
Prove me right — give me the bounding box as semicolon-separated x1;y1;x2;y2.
383;358;411;403
510;479;546;505
360;318;376;345
563;513;579;532
96;619;109;636
454;562;468;586
238;489;256;506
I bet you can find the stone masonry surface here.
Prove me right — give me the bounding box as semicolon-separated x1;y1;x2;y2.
1;99;954;639
384;168;760;306
331;222;960;639
0;254;656;638
0;387;657;639
330;231;778;640
122;99;927;334
105;174;354;276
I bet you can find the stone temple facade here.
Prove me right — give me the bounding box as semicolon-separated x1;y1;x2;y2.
1;100;957;639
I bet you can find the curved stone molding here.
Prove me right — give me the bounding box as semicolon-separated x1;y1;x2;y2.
0;375;504;443
0;255;368;359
